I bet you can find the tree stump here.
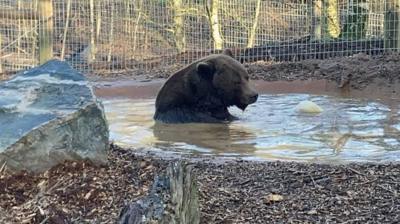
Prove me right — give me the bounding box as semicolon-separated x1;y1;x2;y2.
119;162;200;224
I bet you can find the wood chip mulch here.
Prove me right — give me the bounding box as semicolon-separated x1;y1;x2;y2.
196;161;400;223
0;146;167;224
1;145;400;223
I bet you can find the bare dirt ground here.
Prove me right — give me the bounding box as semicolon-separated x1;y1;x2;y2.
3;53;400;91
1;145;400;223
88;53;400;91
247;53;400;90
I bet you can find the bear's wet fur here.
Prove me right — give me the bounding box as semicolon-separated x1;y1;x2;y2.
154;49;258;123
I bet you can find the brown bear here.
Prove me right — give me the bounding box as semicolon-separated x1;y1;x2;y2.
153;49;258;123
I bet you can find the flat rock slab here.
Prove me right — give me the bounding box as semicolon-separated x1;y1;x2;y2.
0;59;109;173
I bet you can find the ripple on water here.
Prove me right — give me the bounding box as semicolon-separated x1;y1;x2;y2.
101;94;400;163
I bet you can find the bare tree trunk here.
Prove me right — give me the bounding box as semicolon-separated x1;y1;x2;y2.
38;0;53;64
96;1;102;42
0;34;2;74
132;0;142;51
123;0;130;68
32;0;38;65
17;0;22;58
89;0;96;63
206;0;223;50
385;0;400;50
247;0;261;48
173;0;186;53
323;0;340;39
340;0;369;40
61;0;71;60
124;0;130;33
107;3;115;62
310;0;322;40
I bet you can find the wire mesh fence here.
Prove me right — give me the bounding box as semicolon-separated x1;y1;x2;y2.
0;0;399;76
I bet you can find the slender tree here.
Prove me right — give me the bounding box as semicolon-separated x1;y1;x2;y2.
247;0;262;48
107;2;114;62
89;0;96;63
384;0;400;50
340;0;369;40
173;0;186;53
206;0;223;49
38;0;53;64
132;0;142;51
323;0;340;39
310;0;322;40
61;0;71;59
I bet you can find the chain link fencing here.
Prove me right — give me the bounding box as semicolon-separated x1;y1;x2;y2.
0;0;397;77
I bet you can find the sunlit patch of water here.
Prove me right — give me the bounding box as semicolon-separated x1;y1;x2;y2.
102;94;400;163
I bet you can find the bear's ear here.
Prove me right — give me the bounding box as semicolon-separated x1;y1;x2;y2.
222;48;234;58
196;61;215;80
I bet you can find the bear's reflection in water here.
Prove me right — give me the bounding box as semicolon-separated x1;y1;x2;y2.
151;121;259;154
102;98;260;154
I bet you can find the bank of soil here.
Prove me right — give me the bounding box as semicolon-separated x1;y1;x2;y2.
1;145;399;223
247;53;400;90
88;53;400;91
3;53;400;91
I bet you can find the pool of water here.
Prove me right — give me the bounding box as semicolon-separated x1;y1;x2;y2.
101;93;400;163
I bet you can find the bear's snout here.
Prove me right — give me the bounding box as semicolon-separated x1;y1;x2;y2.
243;92;258;105
236;89;258;111
242;86;258;104
249;93;258;103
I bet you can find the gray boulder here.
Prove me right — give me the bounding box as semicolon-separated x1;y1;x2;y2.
0;59;109;173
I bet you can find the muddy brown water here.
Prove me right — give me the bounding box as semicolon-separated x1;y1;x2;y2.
94;79;400;163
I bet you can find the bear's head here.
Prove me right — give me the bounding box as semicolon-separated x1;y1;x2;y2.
195;49;258;110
